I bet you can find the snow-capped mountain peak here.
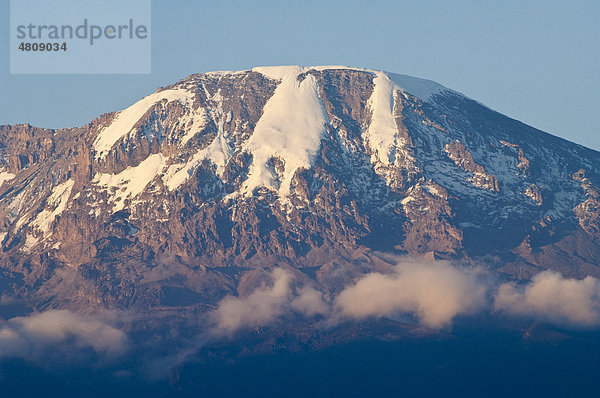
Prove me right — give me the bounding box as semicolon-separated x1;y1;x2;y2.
1;66;599;289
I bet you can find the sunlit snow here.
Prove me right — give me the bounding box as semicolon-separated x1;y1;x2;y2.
242;66;328;197
93;89;194;159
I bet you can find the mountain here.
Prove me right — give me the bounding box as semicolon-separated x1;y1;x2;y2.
0;65;599;314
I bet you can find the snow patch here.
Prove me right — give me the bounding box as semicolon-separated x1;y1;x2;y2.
401;196;414;205
179;107;209;146
388;73;449;101
242;68;328;196
363;71;400;165
93;154;165;212
163;85;234;190
32;179;74;236
251;65;305;81
11;191;29;231
0;171;15;187
362;70;452;169
163;133;233;190
423;184;443;197
21;234;39;253
204;70;248;76
310;65;366;72
93;89;193;159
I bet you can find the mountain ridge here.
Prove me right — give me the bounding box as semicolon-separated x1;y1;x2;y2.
0;65;599;314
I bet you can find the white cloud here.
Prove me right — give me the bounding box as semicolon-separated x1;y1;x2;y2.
211;268;329;334
494;271;600;327
291;286;329;316
213;268;291;333
333;260;487;328
0;310;128;361
211;260;488;333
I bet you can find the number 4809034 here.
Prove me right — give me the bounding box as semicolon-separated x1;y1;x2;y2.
18;42;67;51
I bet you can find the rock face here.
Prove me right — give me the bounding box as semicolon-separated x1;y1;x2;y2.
1;65;600;312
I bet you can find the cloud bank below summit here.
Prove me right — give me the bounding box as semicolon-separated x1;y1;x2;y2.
211;260;488;332
334;261;486;328
495;271;600;326
211;268;329;334
4;258;600;369
212;258;600;334
0;310;128;364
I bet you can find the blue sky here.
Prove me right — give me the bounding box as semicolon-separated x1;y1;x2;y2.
1;0;599;150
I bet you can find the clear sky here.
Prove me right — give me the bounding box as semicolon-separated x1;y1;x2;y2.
1;0;599;150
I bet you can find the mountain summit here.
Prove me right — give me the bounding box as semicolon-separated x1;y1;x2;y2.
1;66;599;311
